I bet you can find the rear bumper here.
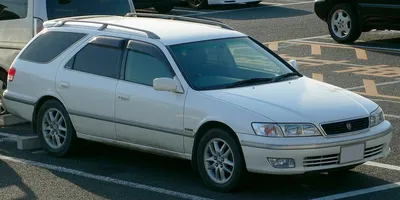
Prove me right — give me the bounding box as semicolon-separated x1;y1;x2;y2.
239;121;393;174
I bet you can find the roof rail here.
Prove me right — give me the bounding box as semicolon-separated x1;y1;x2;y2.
125;13;234;31
50;19;161;39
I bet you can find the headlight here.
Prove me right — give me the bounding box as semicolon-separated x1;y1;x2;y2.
252;123;321;137
370;107;385;127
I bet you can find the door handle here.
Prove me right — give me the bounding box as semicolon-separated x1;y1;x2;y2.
58;81;70;88
117;93;130;101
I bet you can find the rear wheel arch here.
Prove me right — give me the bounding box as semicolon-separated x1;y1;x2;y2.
32;96;66;134
191;121;246;172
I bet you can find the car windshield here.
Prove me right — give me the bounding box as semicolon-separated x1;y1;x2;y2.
46;0;131;20
169;37;298;90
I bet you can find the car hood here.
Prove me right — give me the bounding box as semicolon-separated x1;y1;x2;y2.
201;77;378;124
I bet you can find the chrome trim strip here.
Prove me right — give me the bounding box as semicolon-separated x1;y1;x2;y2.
3;94;35;106
69;110;194;138
76;132;191;160
359;3;400;9
69;110;115;123
241;125;392;150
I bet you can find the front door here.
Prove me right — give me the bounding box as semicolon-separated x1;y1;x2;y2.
115;39;186;153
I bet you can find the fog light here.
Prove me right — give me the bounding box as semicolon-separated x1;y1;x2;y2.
267;158;295;168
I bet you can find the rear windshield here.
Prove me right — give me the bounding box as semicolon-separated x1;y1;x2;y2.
46;0;131;20
0;0;28;21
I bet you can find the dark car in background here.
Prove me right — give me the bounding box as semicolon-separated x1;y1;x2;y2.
314;0;400;43
133;0;180;13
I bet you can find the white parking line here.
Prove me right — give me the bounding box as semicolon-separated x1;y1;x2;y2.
0;154;213;200
385;114;400;119
289;40;400;53
311;182;400;200
183;1;315;16
365;161;400;171
345;80;400;90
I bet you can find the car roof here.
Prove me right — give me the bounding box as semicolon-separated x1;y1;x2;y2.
47;15;247;46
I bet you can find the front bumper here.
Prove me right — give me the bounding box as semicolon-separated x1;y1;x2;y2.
239;120;393;174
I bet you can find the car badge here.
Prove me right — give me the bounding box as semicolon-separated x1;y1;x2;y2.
346;123;352;130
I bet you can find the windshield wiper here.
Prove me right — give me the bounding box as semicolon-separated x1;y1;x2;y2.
226;77;274;88
271;72;301;83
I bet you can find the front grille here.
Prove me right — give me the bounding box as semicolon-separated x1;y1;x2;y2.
303;154;339;167
321;117;369;135
364;145;384;158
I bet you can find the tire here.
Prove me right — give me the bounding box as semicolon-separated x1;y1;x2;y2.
246;1;261;6
197;128;245;192
154;4;174;13
0;68;8;115
188;0;207;9
327;4;361;43
36;100;78;157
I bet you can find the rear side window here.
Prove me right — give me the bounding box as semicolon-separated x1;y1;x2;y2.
46;0;131;20
71;44;123;79
0;0;27;21
19;31;86;63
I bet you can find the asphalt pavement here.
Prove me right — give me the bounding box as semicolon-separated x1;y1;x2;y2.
1;1;400;199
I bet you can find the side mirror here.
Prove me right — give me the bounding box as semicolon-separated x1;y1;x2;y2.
153;77;183;93
288;60;299;71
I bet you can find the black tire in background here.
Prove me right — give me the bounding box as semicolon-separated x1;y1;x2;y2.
188;0;207;9
36;100;79;157
197;128;246;192
327;3;361;43
154;4;174;13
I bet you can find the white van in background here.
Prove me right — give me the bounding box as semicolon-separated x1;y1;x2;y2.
0;0;135;92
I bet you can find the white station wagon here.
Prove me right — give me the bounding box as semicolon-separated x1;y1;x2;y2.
3;13;393;192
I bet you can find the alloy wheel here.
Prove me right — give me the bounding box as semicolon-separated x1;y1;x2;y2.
42;108;68;149
203;138;235;184
331;9;351;39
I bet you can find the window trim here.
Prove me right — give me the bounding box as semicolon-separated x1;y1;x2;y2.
0;0;28;21
66;36;127;79
121;39;176;87
19;31;88;64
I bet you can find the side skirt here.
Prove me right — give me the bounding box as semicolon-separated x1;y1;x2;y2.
76;132;192;160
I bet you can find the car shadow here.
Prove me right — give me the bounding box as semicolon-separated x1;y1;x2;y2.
38;140;393;199
0;160;37;199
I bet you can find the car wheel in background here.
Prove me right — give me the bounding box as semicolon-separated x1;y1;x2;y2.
154;4;174;13
188;0;207;9
37;100;78;157
197;128;246;192
246;1;261;6
328;3;361;43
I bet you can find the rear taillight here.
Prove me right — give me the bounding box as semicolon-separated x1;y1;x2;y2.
8;67;16;82
34;17;44;35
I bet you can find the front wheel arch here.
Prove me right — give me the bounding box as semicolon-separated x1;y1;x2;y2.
191;121;246;172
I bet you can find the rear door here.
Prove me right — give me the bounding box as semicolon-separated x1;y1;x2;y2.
0;0;32;74
56;35;127;140
358;0;400;27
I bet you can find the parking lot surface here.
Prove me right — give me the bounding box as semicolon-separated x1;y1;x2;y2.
1;1;400;199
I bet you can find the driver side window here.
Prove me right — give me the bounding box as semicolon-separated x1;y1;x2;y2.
124;41;174;86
